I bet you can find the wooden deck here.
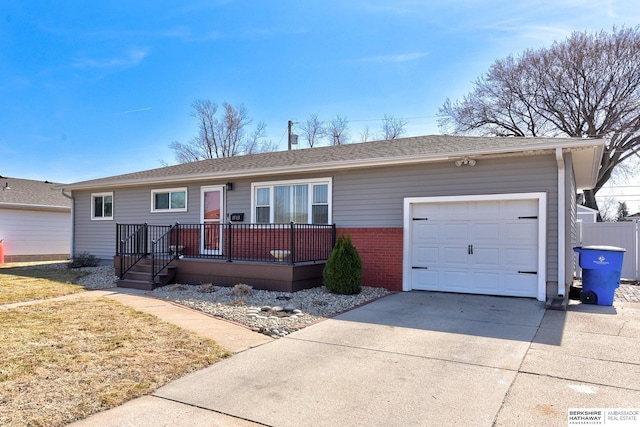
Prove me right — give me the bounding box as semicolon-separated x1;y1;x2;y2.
114;255;326;292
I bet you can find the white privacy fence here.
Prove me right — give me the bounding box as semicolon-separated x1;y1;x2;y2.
577;220;639;281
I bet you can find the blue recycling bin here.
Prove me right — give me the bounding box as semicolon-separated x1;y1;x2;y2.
573;245;625;306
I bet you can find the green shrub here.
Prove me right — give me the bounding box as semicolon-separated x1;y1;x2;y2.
323;234;362;295
68;252;100;268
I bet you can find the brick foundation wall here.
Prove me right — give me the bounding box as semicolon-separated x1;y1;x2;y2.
337;228;403;291
2;254;69;263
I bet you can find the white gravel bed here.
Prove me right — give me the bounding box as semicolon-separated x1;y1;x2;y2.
13;263;391;338
153;283;391;338
76;265;119;289
14;262;119;290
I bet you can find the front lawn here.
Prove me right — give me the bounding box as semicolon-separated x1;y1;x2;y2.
0;297;229;426
0;265;87;304
0;265;230;426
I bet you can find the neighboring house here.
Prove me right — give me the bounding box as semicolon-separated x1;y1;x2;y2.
577;204;599;223
625;212;640;220
0;176;72;262
58;135;604;302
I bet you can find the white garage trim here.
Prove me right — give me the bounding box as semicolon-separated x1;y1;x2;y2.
403;192;547;301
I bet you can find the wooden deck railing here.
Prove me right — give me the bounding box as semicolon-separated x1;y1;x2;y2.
116;223;336;279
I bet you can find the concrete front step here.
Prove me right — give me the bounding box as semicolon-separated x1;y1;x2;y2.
118;264;177;290
116;278;158;291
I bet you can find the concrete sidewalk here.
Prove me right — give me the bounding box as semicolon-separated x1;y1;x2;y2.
93;288;274;353
3;287;272;354
22;287;638;427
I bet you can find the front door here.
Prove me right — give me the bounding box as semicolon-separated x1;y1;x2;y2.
201;186;224;255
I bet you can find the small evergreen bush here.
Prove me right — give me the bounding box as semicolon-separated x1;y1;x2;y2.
68;252;100;268
323;234;362;295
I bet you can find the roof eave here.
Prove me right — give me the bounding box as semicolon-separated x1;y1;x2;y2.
0;202;71;212
570;143;604;190
59;138;606;191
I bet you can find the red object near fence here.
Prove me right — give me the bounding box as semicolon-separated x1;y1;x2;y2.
0;241;4;264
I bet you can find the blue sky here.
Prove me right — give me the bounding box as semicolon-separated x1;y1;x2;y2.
1;0;639;186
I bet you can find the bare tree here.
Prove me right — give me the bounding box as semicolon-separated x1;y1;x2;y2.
299;113;326;148
598;196;619;222
380;114;408;140
360;125;374;142
327;115;350;145
170;99;275;162
438;27;640;211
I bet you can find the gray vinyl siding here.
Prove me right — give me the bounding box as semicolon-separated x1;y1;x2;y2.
331;155;559;281
73;190;117;258
331;156;557;227
72;154;560;281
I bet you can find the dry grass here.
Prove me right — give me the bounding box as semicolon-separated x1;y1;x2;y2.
0;266;87;304
0;297;230;427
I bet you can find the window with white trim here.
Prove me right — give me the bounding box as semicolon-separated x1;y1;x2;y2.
151;188;187;212
91;192;113;220
252;179;331;224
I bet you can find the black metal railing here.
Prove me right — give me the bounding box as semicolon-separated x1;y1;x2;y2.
117;223;148;278
117;223;176;280
151;224;179;281
116;222;336;279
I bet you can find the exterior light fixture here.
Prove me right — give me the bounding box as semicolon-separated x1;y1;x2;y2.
455;158;477;167
226;182;233;191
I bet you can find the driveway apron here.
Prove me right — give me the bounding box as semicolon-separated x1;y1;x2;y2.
155;292;545;427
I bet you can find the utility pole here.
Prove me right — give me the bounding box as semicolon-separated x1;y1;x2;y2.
288;120;298;150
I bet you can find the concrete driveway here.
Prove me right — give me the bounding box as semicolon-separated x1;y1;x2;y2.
76;291;640;427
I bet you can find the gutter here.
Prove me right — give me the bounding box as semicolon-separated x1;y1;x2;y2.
61;190;75;258
0;202;71;212
556;148;566;297
56;139;606;192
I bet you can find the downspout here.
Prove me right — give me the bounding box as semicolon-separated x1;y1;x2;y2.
556;148;566;297
61;189;74;259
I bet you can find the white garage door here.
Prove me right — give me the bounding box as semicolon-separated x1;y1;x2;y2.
410;198;539;297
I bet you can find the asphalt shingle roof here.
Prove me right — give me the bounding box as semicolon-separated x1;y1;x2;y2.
0;176;71;209
60;135;604;190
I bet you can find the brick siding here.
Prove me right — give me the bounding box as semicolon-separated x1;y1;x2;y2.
337;228;403;291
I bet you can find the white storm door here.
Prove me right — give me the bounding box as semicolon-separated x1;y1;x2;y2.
201;186;224;255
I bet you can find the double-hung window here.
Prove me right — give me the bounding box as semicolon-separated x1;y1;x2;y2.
91;192;113;220
252;178;331;224
151;188;187;212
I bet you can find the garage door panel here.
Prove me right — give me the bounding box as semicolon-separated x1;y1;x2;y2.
471;222;501;243
500;199;537;218
443;203;470;220
411;269;440;291
504;220;537;242
472;272;500;293
440;270;470;291
412;245;439;266
504;247;538;270
441;246;469;266
442;223;468;242
503;273;538;297
409;198;540;298
470;201;500;219
412;222;438;243
469;247;501;267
